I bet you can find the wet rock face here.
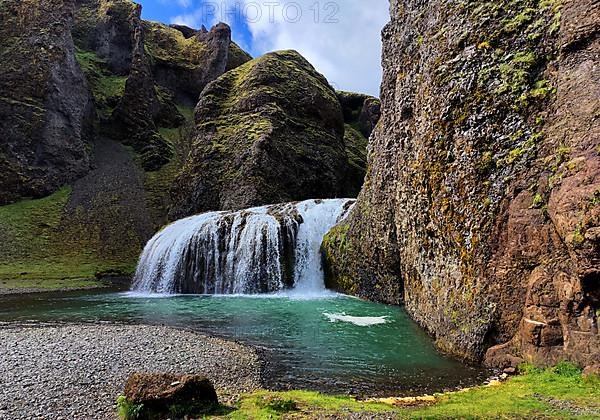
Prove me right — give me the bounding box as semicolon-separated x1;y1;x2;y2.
170;50;349;217
0;0;94;205
324;0;599;367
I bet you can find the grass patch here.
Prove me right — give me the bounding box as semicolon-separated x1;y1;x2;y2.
116;395;144;420
228;390;393;419
0;187;136;290
0;187;71;261
75;47;126;118
221;365;600;419
176;104;194;122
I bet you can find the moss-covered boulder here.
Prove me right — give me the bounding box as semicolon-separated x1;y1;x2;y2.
170;50;348;217
121;373;218;419
0;0;94;205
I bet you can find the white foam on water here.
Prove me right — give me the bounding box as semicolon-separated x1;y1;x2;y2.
323;312;389;326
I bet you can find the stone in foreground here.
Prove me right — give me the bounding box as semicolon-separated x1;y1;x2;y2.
123;373;218;418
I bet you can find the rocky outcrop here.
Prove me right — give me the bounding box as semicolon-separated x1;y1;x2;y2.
144;21;245;106
123;373;218;418
0;0;252;203
337;91;381;197
337;91;381;139
323;0;599;369
170;50;349;217
73;0;138;75
108;4;172;171
73;1;252;173
0;0;94;205
0;0;253;283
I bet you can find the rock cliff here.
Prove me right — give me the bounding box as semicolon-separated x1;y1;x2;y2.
0;0;253;284
0;0;94;205
0;0;372;287
0;0;253;206
337;91;381;197
170;50;355;217
324;0;599;369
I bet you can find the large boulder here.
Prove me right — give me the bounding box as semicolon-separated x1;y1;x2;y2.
170;50;349;217
0;0;94;205
122;373;218;418
323;0;600;369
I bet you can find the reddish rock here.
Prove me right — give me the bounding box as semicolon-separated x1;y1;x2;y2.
124;373;218;414
583;364;600;378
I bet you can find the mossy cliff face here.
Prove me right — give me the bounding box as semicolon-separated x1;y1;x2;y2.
73;0;251;171
336;91;381;196
324;0;599;369
144;21;243;106
0;0;252;287
170;50;349;216
0;0;94;205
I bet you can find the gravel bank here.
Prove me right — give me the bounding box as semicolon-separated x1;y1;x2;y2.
0;325;261;419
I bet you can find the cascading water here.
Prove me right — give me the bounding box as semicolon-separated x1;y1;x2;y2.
132;199;355;295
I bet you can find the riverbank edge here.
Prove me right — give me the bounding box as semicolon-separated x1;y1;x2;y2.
0;275;131;295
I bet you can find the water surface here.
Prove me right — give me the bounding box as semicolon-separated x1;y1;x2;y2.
0;289;487;395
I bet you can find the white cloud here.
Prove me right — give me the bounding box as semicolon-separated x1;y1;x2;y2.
171;10;202;27
159;0;193;9
172;1;389;96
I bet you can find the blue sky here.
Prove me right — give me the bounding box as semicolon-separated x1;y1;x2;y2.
137;1;389;96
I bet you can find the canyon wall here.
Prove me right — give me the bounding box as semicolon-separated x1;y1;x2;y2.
324;0;599;368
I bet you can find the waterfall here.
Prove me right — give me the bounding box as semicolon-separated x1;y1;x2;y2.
132;199;355;295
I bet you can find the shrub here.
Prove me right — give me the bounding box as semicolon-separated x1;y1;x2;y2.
258;395;299;413
552;361;582;377
116;395;144;420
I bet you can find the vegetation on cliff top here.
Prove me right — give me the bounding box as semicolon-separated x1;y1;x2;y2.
143;21;207;68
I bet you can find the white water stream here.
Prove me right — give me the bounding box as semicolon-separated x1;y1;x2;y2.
132;199;354;295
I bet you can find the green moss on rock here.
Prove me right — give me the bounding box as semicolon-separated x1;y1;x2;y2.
171;50;349;217
76;48;127;119
143;21;207;68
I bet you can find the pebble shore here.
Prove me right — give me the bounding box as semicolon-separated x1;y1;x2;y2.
0;325;262;419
